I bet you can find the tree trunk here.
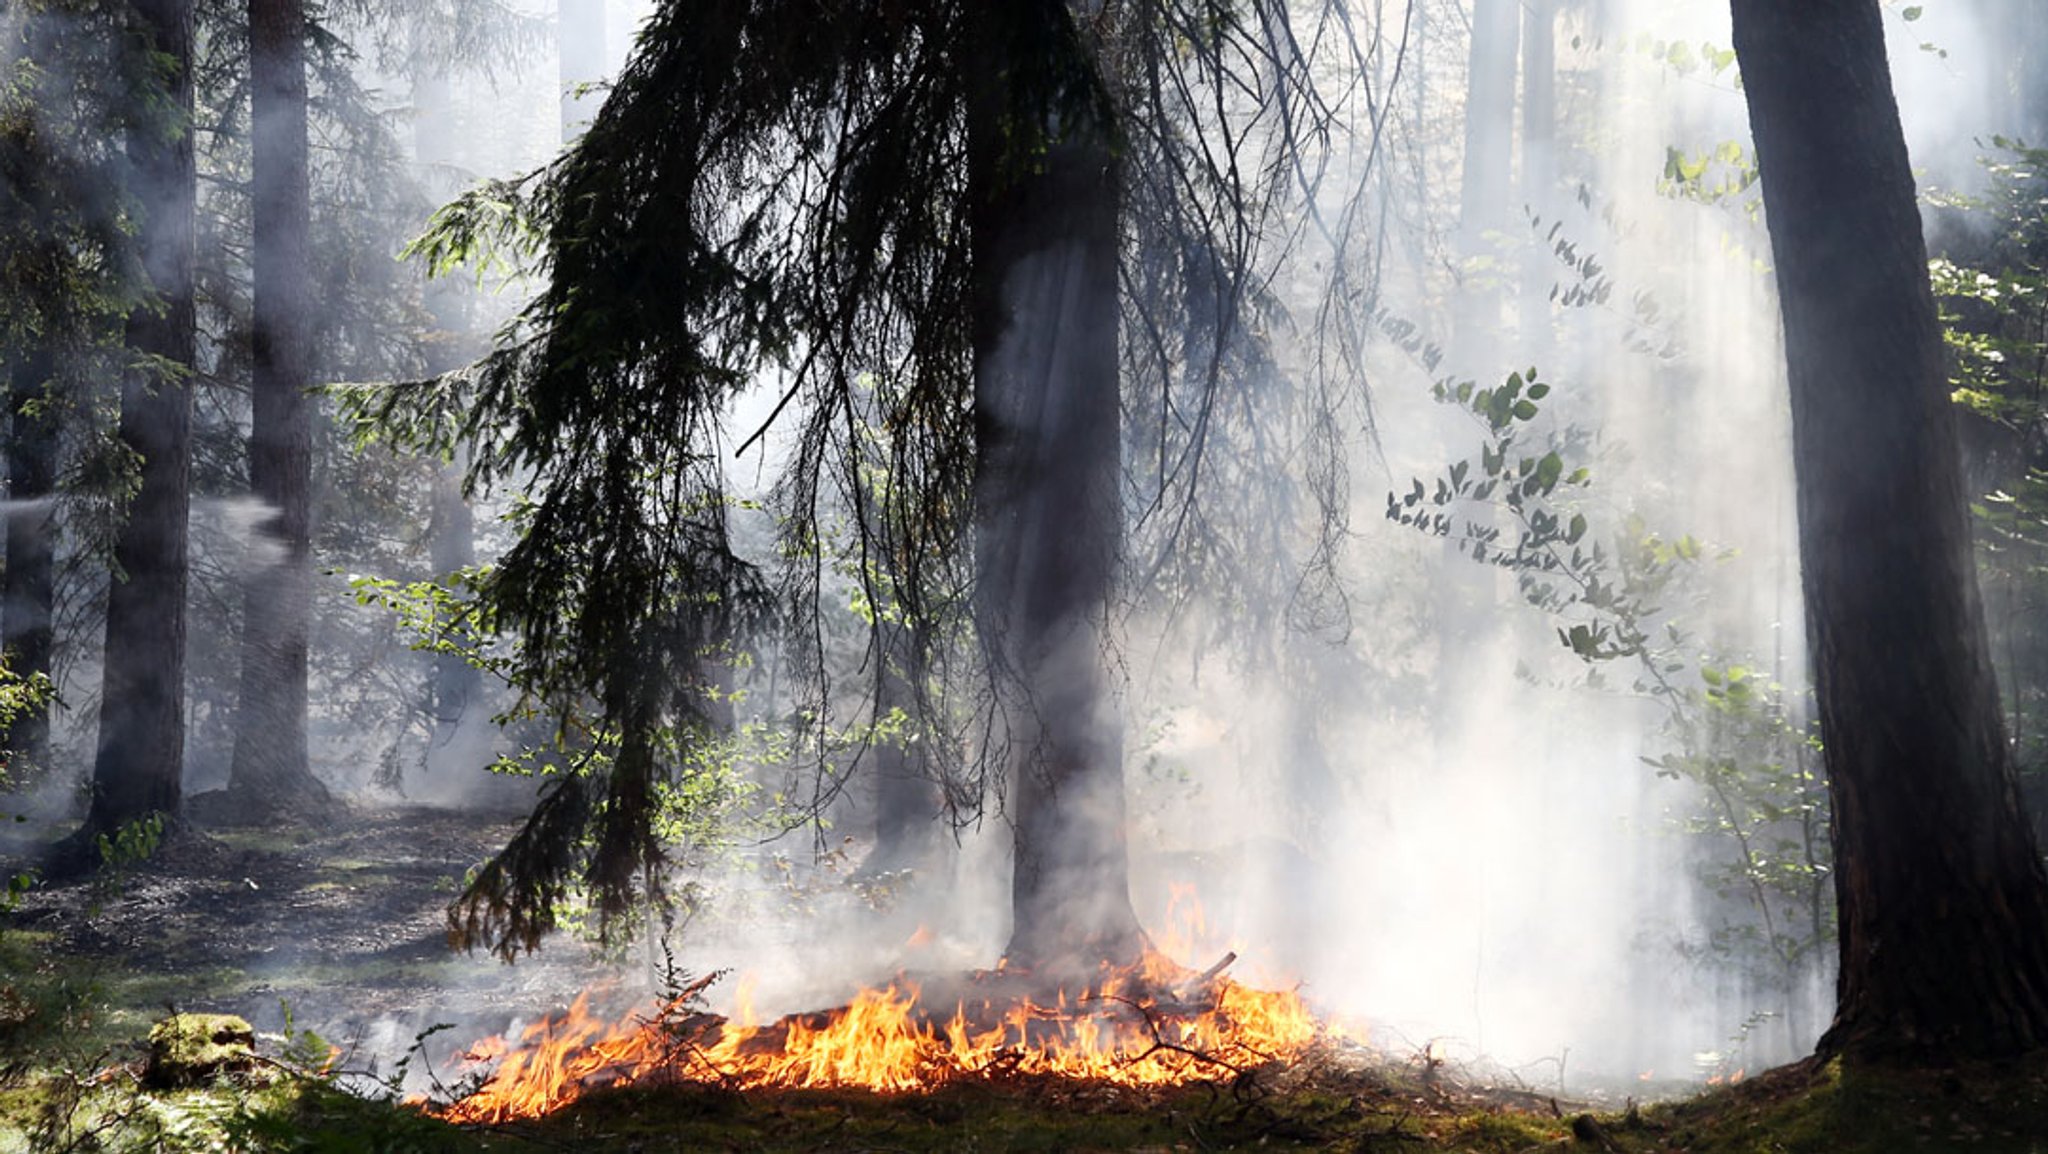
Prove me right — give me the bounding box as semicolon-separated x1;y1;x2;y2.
1982;0;2048;144
3;349;57;773
426;455;479;736
865;619;939;876
1436;0;1520;757
1733;0;2048;1061
78;0;197;847
1458;0;1518;304
558;0;607;142
1518;0;1555;362
410;68;486;761
227;0;332;820
968;4;1144;975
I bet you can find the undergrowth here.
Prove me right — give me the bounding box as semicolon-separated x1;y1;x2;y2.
6;1044;2048;1151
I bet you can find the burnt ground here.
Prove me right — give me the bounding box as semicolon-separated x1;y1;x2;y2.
0;805;620;1079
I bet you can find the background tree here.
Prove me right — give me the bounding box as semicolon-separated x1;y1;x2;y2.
224;0;334;819
557;0;604;138
1733;0;2048;1059
70;0;199;852
0;2;135;776
368;0;1370;964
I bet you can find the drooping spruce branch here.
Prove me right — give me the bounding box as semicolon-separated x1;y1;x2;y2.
350;0;1401;956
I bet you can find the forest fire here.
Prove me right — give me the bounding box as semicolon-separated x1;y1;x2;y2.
422;948;1330;1124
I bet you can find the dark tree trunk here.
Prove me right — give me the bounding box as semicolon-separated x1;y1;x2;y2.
79;0;196;844
1733;0;2048;1061
227;0;332;819
865;619;939;876
3;349;57;772
968;5;1144;975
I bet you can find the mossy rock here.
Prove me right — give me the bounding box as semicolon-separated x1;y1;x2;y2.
145;1012;257;1087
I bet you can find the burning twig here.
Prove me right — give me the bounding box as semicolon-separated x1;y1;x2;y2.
1192;951;1238;986
1083;991;1252;1080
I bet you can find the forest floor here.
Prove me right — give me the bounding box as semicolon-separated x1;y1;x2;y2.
2;806;2047;1151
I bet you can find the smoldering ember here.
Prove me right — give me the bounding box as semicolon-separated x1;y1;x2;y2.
9;2;2048;1151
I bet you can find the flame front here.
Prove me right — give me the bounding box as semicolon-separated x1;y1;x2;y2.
431;956;1326;1124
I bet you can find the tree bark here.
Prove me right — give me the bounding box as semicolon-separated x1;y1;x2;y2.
79;0;196;845
227;0;332;819
1733;0;2048;1061
865;618;939;876
3;349;57;773
968;3;1144;975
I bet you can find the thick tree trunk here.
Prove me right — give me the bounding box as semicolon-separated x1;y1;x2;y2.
227;0;332;819
1983;0;2048;144
79;0;196;845
1733;0;2048;1061
3;349;57;772
968;5;1144;975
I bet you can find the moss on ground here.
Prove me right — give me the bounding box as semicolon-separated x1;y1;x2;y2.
146;1013;258;1087
8;1047;2048;1152
1616;1053;2048;1153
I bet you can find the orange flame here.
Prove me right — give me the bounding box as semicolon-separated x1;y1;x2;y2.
427;954;1326;1123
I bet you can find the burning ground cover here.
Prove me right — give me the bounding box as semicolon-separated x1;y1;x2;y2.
416;950;1329;1122
0;807;1590;1150
10;809;2048;1151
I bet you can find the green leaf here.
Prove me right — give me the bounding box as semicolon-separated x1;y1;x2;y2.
1513;399;1540;421
1535;451;1564;492
1527;382;1551;400
1902;5;1922;20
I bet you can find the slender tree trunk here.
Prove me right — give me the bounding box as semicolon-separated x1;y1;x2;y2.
3;349;57;772
77;0;196;847
1518;0;1555;362
227;0;332;819
427;454;479;734
1457;0;1518;312
1435;0;1520;756
866;619;938;876
410;69;485;758
558;0;607;141
968;4;1144;975
1733;0;2048;1061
